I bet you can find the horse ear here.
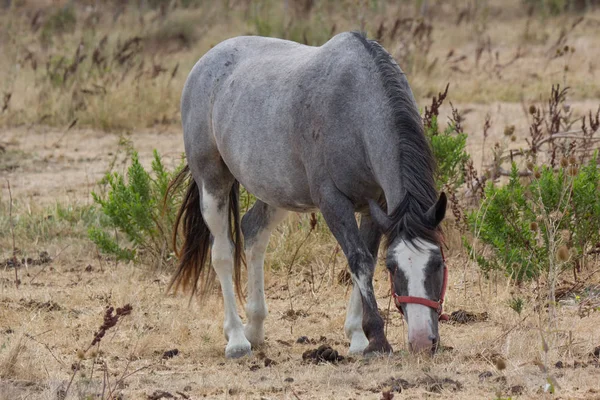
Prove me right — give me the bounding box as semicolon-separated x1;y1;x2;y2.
368;199;393;233
424;192;447;227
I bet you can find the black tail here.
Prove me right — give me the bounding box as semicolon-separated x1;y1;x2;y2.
167;165;244;301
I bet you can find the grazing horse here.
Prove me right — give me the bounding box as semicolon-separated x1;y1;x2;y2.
168;31;447;358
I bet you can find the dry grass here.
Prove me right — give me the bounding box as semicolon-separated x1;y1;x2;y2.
1;1;600;131
1;229;599;399
1;125;600;399
2;1;600;399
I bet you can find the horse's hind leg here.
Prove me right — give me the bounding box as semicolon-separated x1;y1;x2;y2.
197;179;251;358
241;201;288;347
345;213;381;354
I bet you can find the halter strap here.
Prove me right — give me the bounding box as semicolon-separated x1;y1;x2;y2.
389;247;449;322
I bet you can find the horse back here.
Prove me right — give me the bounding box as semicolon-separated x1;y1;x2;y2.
182;33;384;210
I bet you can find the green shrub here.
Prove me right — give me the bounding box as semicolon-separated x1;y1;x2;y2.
465;154;600;281
89;150;185;265
422;86;470;191
426;115;469;190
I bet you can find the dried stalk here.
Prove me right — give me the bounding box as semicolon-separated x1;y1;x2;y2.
6;179;19;288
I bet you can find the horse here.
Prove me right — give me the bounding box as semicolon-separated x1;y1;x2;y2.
167;31;447;359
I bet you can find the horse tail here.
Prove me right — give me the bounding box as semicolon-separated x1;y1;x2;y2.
167;165;245;302
167;164;209;298
229;180;245;302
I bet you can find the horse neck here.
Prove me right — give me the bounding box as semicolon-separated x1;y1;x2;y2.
366;124;436;214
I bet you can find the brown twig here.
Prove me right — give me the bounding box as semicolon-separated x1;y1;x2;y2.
25;332;66;368
491;313;530;345
112;363;153;395
52;118;78;148
89;305;133;349
316;245;339;293
63;304;133;399
30;244;70;284
6;179;19;288
423;83;449;130
306;245;341;315
285;214;317;327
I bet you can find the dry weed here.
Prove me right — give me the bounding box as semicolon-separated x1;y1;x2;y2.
1;2;600;398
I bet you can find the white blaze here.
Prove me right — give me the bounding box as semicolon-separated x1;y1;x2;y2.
391;238;438;350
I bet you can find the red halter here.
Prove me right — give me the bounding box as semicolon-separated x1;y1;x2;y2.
389;247;449;322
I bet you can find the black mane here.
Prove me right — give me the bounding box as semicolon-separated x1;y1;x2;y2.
351;31;441;246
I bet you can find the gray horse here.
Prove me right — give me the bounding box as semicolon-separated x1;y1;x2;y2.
168;31;447;358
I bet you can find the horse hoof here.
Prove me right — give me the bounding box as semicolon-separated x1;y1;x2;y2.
363;340;393;357
348;335;369;354
348;345;368;355
243;325;265;348
225;342;252;359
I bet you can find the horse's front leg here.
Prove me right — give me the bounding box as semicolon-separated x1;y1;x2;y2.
318;187;392;355
345;213;382;354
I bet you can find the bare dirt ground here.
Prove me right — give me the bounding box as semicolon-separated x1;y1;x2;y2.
2;124;600;399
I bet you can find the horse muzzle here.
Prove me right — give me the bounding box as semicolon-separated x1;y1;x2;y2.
408;331;439;354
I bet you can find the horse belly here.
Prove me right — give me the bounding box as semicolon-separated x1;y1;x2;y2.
243;172;315;212
217;132;315;212
233;156;315;211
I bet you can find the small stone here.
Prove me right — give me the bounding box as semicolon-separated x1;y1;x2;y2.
330;350;339;361
321;348;333;360
494;376;507;385
478;371;493;381
264;357;276;367
510;385;524;395
296;336;310;344
162;349;179;359
592;346;600;359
